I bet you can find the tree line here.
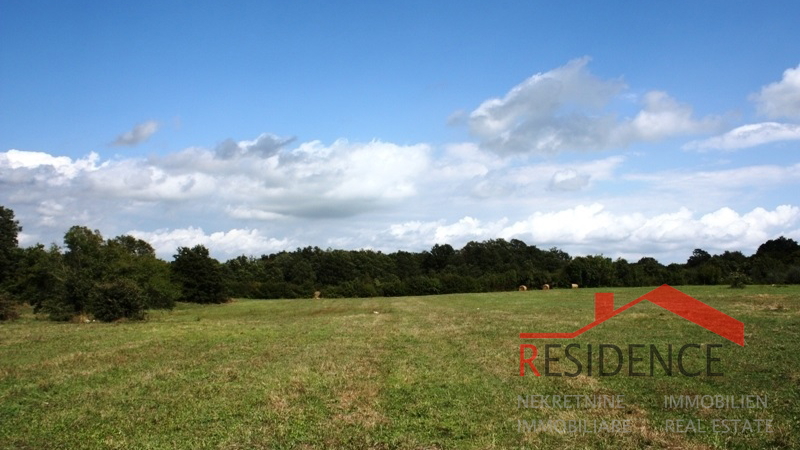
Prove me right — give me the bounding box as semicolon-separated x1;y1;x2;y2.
1;205;799;321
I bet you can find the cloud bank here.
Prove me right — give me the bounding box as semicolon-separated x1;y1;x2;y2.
381;204;800;260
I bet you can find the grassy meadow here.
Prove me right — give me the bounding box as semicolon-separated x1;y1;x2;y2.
1;285;798;449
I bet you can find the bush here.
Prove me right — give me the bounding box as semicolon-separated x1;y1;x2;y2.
786;266;800;285
405;276;442;295
728;271;749;289
378;277;407;297
142;275;179;309
43;298;76;322
0;291;19;321
89;279;146;322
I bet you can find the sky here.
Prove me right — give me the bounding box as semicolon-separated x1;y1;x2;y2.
1;1;799;263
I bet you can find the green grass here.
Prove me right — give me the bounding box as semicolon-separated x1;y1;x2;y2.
1;286;799;449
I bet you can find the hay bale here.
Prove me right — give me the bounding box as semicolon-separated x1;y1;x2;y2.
542;284;550;291
518;285;528;291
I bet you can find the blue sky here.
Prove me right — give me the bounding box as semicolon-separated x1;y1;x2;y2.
1;1;799;263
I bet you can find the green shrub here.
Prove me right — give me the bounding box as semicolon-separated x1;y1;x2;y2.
405;276;442;295
728;271;749;289
0;291;19;321
89;279;146;322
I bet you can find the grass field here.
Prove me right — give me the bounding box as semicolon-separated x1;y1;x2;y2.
1;286;798;449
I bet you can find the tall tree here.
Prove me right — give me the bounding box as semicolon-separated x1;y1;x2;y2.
0;205;22;287
62;226;106;314
106;235;178;309
171;245;227;304
755;236;799;264
12;244;67;313
686;248;711;268
424;243;456;273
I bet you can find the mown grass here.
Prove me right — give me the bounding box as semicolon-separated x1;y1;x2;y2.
1;286;798;449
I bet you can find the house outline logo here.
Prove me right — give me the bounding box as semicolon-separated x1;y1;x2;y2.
519;285;745;346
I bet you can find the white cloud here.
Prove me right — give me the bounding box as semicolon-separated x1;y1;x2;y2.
0;149;101;185
381;217;508;249
504;204;800;258
500;203;635;243
465;58;717;155
616;91;719;141
112;120;160;146
433;216;506;244
86;160;218;201
683;122;800;151
319;140;428;201
467;57;623;155
129;227;292;259
1;138;431;222
0;137;437;262
750;63;800;119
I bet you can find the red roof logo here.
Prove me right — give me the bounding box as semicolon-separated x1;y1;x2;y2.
520;285;745;346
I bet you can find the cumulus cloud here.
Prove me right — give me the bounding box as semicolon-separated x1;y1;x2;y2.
112;120;160;146
615;91;719;141
0;150;102;190
129;227;292;259
0;137;431;229
750;63;800;119
467;57;623;154
0;149;101;178
683;122;800;151
465;58;718;155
